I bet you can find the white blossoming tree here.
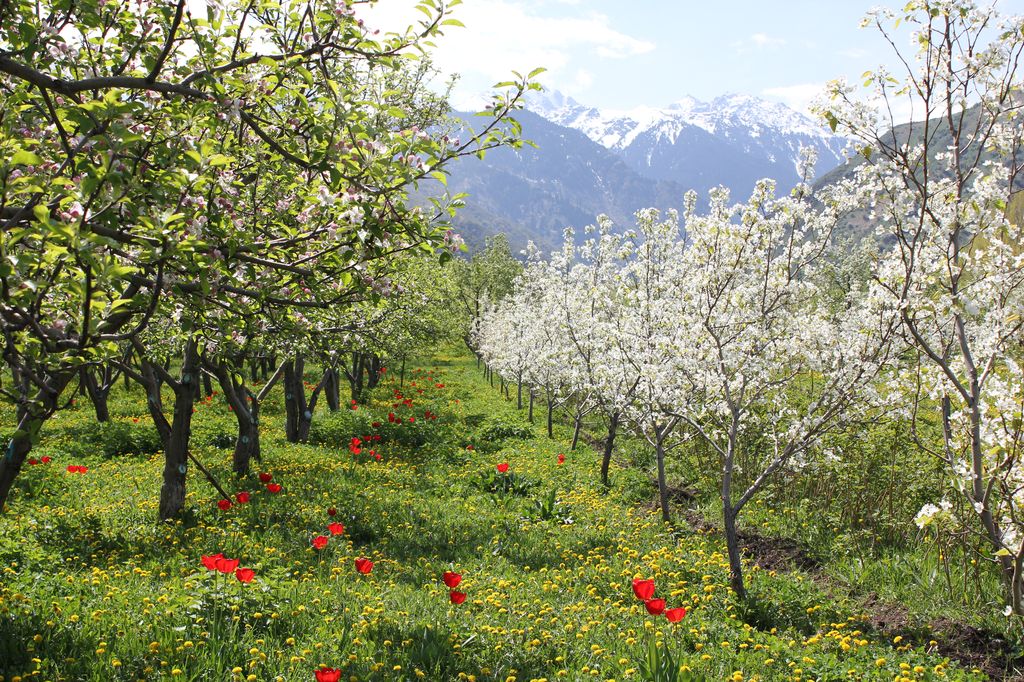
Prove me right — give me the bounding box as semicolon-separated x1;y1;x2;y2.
671;168;896;599
820;0;1024;612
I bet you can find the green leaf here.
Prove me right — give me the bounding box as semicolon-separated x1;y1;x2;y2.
10;150;42;166
208;154;234;167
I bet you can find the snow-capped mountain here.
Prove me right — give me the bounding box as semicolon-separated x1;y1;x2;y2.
528;91;847;198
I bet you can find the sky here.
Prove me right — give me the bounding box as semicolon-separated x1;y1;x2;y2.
359;0;1024;118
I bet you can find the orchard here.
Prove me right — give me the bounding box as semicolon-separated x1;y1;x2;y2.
3;0;1024;680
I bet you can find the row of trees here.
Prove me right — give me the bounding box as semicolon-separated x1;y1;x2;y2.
0;0;539;517
474;0;1024;613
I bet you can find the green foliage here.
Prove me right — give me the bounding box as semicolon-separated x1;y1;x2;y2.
478;415;534;441
476;468;536;497
638;638;697;682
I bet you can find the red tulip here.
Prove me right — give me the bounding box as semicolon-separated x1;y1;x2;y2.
327;507;337;517
79;466;88;473
354;558;373;574
449;590;467;604
235;568;255;583
388;412;396;423
632;579;655;601
443;571;462;588
496;462;509;473
371;421;382;428
258;472;272;483
408;416;415;423
201;553;225;571
644;598;666;616
41;456;51;463
266;483;282;494
217;499;232;511
214;556;239;574
28;458;39;465
327;522;345;536
236;492;250;504
314;668;342;682
312;535;329;550
557;453;565;465
665;607;687;623
66;465;77;473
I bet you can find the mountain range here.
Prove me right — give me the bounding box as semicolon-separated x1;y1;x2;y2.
436;91;849;254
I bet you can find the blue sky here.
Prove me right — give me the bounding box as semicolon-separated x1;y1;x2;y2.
362;0;1024;117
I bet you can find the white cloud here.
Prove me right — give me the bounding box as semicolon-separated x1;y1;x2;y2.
733;32;787;52
358;1;654;103
761;83;826;117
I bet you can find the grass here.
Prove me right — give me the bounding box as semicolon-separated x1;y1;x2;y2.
0;351;999;681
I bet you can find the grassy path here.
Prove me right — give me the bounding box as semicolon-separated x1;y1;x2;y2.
0;352;983;681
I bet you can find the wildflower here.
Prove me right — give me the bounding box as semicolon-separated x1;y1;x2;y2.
235;568;255;583
665;607;687;623
41;456;51;463
215;556;239;574
201;553;225;571
354;558;373;574
266;483;282;494
450;590;467;604
632;579;655;601
557;453;565;465
218;499;232;511
236;492;250;504
644;599;666;616
443;571;462;588
327;522;345;536
312;535;329;550
314;668;342;682
497;462;509;473
327;507;338;516
258;472;273;483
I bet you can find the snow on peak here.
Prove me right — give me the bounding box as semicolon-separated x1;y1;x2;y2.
527;90;835;151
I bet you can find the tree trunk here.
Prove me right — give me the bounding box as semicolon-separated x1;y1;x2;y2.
517;379;523;410
324;367;340;412
546;395;554;438
283;356;306;444
722;411;745;599
528;390;534;423
0;372;74;512
654;424;670;524
570;411;582;451
158;340;200;520
400;356;406;389
206;356;261;475
366;355;381;390
80;366;111;422
202;370;213;398
723;504;746;599
600;412;619;487
344;352;365;404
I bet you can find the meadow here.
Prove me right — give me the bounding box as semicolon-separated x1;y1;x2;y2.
0;352;1004;682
